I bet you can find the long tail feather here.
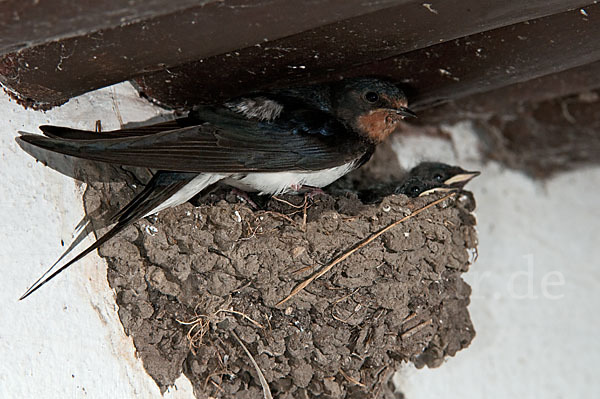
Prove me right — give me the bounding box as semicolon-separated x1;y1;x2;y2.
20;219;134;300
19;171;219;300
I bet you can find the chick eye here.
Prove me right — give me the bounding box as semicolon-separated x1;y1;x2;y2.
364;91;379;103
433;173;443;181
410;186;421;195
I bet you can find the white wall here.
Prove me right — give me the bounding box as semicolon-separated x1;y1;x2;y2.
392;124;600;398
1;84;598;398
0;83;195;399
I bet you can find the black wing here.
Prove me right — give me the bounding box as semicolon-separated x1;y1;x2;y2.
39;116;200;140
18;107;369;173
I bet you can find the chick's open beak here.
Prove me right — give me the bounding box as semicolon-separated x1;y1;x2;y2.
444;171;481;188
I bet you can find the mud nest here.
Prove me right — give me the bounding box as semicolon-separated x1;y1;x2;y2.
82;166;477;399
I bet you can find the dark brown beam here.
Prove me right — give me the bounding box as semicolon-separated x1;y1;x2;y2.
284;4;600;111
135;1;595;109
0;0;405;108
0;0;592;109
388;5;600;110
417;60;600;124
0;0;219;55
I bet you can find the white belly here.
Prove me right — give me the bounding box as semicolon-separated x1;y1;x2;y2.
144;161;357;217
225;161;357;195
145;173;227;216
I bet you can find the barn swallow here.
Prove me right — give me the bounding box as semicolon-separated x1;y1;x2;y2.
17;77;415;299
359;162;479;204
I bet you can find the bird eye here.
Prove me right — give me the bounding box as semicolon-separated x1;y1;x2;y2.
410;186;421;195
364;91;379;103
433;173;443;181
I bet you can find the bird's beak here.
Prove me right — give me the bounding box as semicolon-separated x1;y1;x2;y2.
418;170;480;197
394;106;417;119
444;171;481;188
382;107;417;119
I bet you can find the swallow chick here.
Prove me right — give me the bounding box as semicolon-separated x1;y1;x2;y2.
358;162;480;204
17;77;415;299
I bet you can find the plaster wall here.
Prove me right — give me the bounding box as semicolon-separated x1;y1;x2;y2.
1;83;597;398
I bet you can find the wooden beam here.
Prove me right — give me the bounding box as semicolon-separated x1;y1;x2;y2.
0;0;405;108
0;0;592;109
0;0;219;54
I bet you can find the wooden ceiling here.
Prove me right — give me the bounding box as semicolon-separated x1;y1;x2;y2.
1;0;599;175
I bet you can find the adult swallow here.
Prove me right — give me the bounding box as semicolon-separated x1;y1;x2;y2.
359;162;480;204
17;77;415;299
